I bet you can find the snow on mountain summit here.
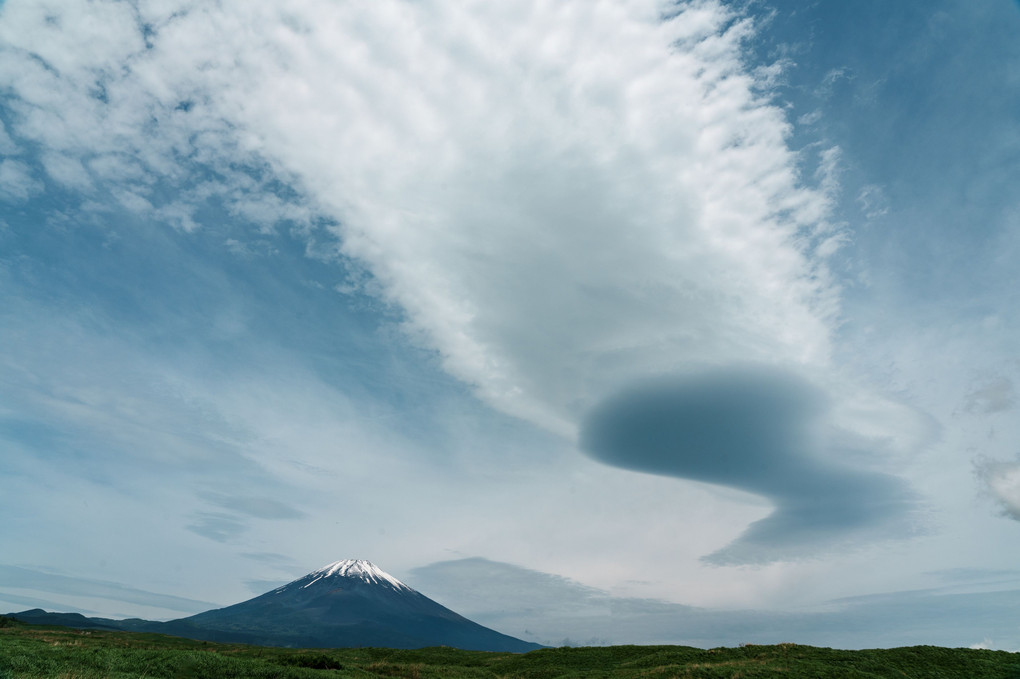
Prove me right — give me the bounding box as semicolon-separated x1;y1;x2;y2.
299;559;412;592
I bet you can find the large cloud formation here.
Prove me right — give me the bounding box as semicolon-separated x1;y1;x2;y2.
0;0;922;563
0;0;840;431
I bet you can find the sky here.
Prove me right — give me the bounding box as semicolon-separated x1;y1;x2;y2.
1;0;1019;651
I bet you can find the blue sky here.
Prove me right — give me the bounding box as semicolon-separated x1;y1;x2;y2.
1;0;1019;650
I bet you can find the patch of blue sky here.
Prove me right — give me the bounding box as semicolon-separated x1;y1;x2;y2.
1;135;560;529
749;0;1020;307
4;173;451;423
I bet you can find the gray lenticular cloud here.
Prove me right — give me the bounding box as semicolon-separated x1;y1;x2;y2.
580;366;918;564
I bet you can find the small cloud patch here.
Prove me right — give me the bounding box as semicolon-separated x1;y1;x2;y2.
186;512;248;543
198;491;305;520
976;457;1020;521
963;377;1016;415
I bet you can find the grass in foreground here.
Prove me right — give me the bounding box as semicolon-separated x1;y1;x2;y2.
2;617;1020;678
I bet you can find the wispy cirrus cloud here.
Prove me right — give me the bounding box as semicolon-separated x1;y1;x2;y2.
0;0;842;436
0;565;215;614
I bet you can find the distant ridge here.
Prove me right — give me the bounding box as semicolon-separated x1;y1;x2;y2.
8;559;541;652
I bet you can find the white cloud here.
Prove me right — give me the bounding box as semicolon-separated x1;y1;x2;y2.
856;184;890;220
969;638;1019;652
0;0;304;230
0;118;18;153
40;152;92;190
205;1;845;436
977;458;1020;521
816;66;854;99
0;158;42;200
797;110;823;126
0;0;846;439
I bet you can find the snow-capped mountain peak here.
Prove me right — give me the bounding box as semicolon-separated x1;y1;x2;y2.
299;559;412;592
182;558;540;651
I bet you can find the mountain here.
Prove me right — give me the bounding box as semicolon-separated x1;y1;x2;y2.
8;559;541;652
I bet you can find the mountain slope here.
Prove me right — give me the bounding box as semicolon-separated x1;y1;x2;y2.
9;560;541;652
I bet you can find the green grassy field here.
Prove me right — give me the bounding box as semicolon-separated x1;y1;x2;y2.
2;617;1019;678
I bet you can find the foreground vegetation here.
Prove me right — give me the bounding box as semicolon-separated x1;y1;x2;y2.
2;617;1019;678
